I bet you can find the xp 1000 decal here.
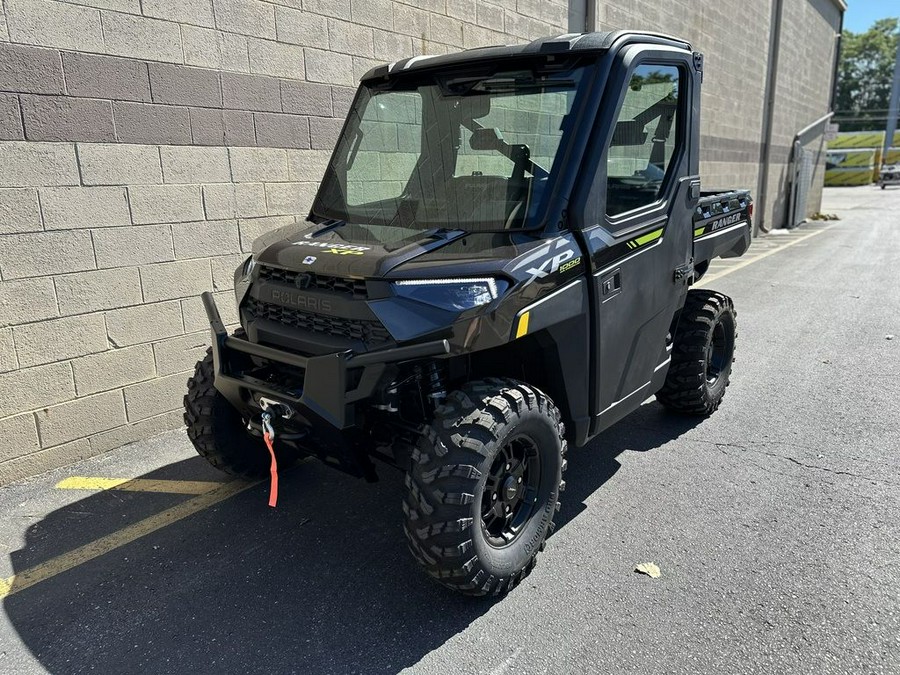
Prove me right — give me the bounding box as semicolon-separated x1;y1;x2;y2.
512;238;582;286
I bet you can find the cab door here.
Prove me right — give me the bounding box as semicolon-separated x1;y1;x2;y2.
575;47;700;434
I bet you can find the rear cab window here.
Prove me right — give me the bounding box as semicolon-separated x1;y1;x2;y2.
606;64;682;218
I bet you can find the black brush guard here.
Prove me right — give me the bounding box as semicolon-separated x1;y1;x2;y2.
202;292;449;476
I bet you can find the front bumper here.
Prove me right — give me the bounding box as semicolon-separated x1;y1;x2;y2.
202;292;449;431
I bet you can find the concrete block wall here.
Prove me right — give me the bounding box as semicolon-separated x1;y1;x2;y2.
591;0;842;229
765;0;842;225
0;0;568;484
592;1;772;195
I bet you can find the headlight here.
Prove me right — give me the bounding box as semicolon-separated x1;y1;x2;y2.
241;256;257;280
393;278;507;311
233;256;257;305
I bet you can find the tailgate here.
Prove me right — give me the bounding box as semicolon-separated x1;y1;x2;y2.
693;191;752;262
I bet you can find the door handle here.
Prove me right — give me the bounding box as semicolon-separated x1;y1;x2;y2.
600;269;622;300
674;259;694;282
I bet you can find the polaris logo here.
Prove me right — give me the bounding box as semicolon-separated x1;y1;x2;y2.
708;213;743;232
270;290;332;312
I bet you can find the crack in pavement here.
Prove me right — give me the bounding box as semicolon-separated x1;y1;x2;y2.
701;440;898;487
733;454;884;504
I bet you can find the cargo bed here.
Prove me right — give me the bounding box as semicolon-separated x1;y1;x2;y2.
693;189;753;268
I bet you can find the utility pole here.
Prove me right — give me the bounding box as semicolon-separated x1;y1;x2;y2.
883;36;900;163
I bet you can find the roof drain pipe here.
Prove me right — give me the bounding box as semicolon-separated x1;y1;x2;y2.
568;0;590;33
755;0;785;234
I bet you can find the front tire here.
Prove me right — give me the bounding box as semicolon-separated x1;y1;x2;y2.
656;289;737;415
403;378;566;597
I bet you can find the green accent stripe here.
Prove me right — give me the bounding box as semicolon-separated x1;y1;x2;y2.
630;227;664;248
694;227;706;237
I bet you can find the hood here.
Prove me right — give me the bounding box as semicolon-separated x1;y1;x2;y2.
251;220;544;280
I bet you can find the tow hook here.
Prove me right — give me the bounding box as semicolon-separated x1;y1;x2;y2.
258;397;294;420
258;398;294;508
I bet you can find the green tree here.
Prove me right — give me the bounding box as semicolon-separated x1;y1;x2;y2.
835;17;900;132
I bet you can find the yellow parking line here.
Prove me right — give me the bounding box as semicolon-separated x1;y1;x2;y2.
56;476;223;495
697;228;829;287
0;479;254;600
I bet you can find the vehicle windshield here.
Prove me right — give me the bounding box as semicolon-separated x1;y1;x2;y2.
311;58;592;232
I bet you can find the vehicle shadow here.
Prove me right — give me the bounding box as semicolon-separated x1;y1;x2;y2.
556;401;705;529
3;402;702;674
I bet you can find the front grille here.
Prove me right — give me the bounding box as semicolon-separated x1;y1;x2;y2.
258;265;368;300
245;298;392;347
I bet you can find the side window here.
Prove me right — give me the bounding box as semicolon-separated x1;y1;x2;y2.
606;64;681;217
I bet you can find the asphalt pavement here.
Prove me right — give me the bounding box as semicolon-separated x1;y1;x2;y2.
1;186;898;674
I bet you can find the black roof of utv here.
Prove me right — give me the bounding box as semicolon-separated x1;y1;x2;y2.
361;31;693;82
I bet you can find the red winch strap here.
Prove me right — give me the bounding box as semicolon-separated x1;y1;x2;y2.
263;430;279;508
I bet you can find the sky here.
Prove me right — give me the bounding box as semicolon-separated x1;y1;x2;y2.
843;0;899;33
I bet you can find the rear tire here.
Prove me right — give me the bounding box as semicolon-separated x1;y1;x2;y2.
656;289;736;415
184;347;297;478
403;378;566;597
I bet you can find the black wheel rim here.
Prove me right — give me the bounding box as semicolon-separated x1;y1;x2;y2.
706;318;731;384
480;435;542;548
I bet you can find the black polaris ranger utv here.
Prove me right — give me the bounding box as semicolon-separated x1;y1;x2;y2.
185;31;752;596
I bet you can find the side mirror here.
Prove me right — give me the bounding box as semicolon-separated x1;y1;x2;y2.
469;127;504;151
